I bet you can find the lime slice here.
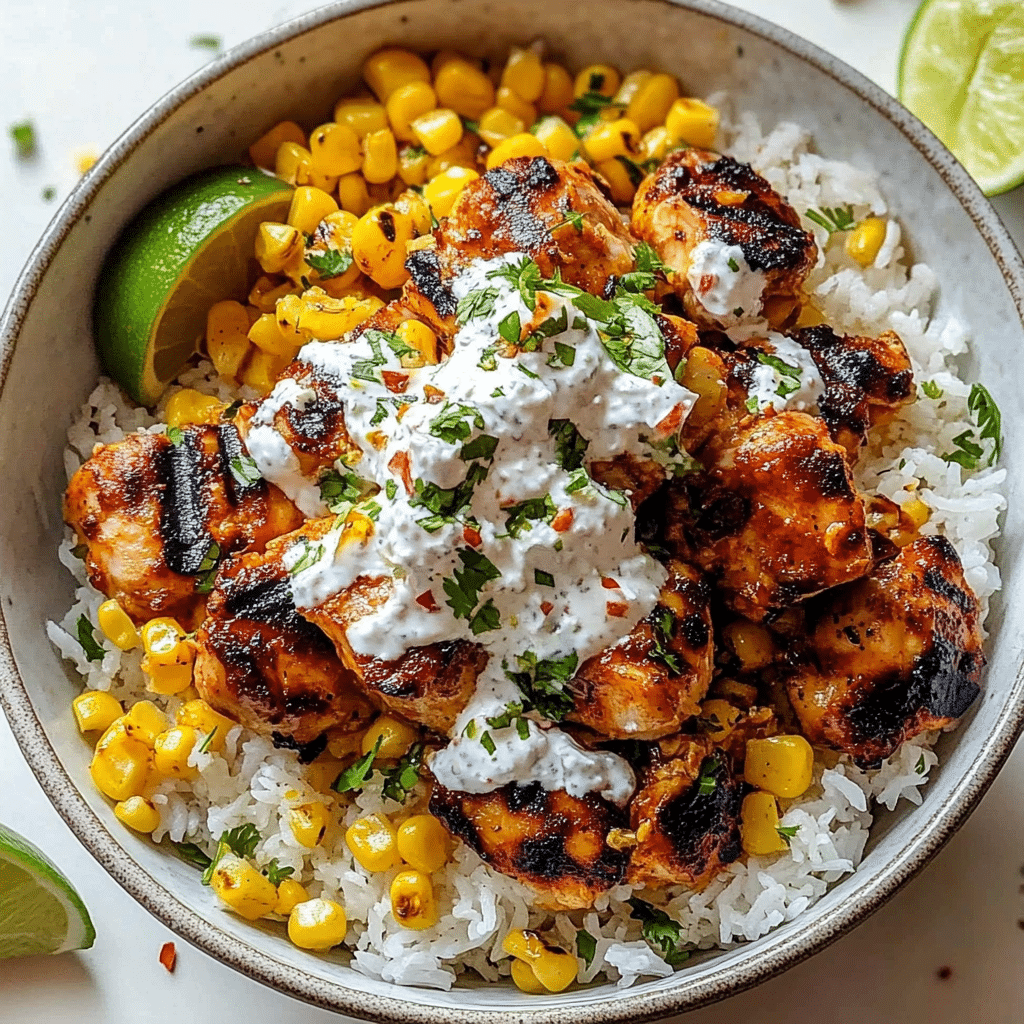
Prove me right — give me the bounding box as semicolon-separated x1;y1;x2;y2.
898;0;1024;195
0;823;95;958
95;165;293;406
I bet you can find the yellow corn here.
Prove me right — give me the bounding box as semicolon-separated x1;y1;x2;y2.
740;791;789;856
153;725;199;781
164;389;224;430
294;290;377;341
583;118;641;163
255;221;304;275
249;120;306;170
596;158;637;205
396;815;450;873
397;144;432;186
361;714;418;759
89;720;153;801
363;47;431;102
176;699;233;753
288;802;330;848
351;205;415;289
665;97;719;149
390;869;439;930
846;216;887;266
210;854;279;921
140;618;195;696
502;929;577;992
434;58;495;120
723;620;775;670
361;127;399;184
501;46;545;103
903;497;930;530
745;735;814;799
95;600;139;651
511;958;547;994
395;320;440;367
346;813;402;872
121;699;168;747
114;795;161;834
288;897;348;950
627;73;680;132
308;122;362;178
274;878;309;916
334;98;389;139
240;347;291;395
72;691;123;734
678;344;726;425
206;299;252;378
639;125;672;164
430;49;470;76
248;311;299;359
425;133;479;177
386;81;438;142
496;86;537;130
574;64;621;98
700;698;742;742
481;108;530;149
394;188;432;236
287;186;339;236
422;166;478;218
531;116;578;162
274;141;313;187
410;109;463;157
337;172;372;216
486;133;548;170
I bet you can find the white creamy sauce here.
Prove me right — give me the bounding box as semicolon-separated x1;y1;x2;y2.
686;239;766;324
258;253;698;807
744;332;823;415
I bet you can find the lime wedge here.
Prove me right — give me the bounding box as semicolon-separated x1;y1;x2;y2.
95;165;293;406
898;0;1024;196
0;823;95;958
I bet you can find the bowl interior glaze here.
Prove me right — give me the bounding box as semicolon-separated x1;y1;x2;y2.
1;1;1022;1021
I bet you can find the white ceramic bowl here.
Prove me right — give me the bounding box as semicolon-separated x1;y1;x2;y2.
2;1;1023;1020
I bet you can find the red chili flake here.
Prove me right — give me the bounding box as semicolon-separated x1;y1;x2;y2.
552;508;574;533
415;590;439;612
381;370;409;393
656;402;684;435
159;941;177;973
396;402;411;420
606;601;628;618
937;966;952;981
699;273;715;293
387;450;413;492
601;576;619;590
423;384;446;404
540;601;554;616
463;525;482;547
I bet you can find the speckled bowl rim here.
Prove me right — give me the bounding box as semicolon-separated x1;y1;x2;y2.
1;1;1023;1020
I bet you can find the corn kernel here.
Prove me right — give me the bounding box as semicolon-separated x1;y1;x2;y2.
434;58;495;120
309;122;362;178
90;720;153;801
397;144;431;186
255;221;303;275
334;99;388;140
595;158;637;205
176;699;233;752
846;216;887;266
424;134;479;177
390;869;439;930
479;107;528;149
114;795;161;834
740;791;789;856
678;344;727;426
337;172;372;216
274;878;309;916
486;132;548;170
700;698;742;742
394;189;433;236
745;735;814;799
359;127;397;184
240;347;291;395
612;69;650;107
723;620;775;670
574;64;621;98
363;47;431;102
627;72;680;132
249;120;305;170
531;116;579;162
394;319;439;367
72;691;123;734
287;186;339;236
396;815;450;873
536;62;574;114
639;125;672;164
289;801;330;848
583;118;641;163
346;813;402;872
502;929;577;992
410;108;463;157
96;599;139;651
210;854;279;921
164;389;224;430
275;141;313;186
351;205;415;288
153;725;199;780
421;166;478;219
121;699;168;747
496;86;537;130
288;897;348;950
206;299;252;378
501;46;545;103
665;97;719;149
386;81;438;142
248;312;298;359
430;49;470;76
140;619;195;696
361;714;418;759
511;958;547;994
903;497;931;530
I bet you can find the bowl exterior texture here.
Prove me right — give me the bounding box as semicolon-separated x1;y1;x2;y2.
1;1;1022;1021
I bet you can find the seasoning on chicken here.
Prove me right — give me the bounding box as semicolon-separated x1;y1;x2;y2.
655;411;874;620
429;781;629;910
786;535;984;766
193;524;375;747
632;148;816;329
63;423;303;627
627;736;744;889
568;562;714;740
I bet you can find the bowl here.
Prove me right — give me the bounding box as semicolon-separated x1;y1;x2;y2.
2;1;1023;1020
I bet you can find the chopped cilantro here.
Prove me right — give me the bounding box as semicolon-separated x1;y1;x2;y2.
430;402;485;444
575;289;672;384
503;494;556;538
776;824;800;846
350;328;417;383
463;719;478;740
306;247;354;279
478;344;498;371
491;387;505;398
469;598;501;635
289;539;324;575
498;309;522;346
198;727;218;754
696;754;720;796
42;185;56;202
456;286;500;325
10;121;36;158
75;615;105;662
166;425;184;446
504;650;579;722
380;742;424;803
195;542;221;595
757;351;801;380
548;418;589;471
171;842;212;871
627;898;689;965
485;701;525;730
941;429;985;470
568;91;625;135
363;499;382;521
385;479;398;500
460;434;499;462
221;399;243;420
319;469;370;512
553;209;584;232
727;257;740;272
265;859;294;886
968;382;1002;464
649;608;681;674
745;395;759;414
576;929;597;968
615;154;647;188
915;753;927;775
480;731;497;756
189;33;222;51
332;737;383;793
565;466;590;493
443;546;501;620
202;823;262;885
921;380;943;400
516;362;540;379
229;453;261;487
534;569;555;587
805;205;856;234
409;463;487;531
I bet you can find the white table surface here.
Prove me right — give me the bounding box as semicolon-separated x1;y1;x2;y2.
2;1;1022;1021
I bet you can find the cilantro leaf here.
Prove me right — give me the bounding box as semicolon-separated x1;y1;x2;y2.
172;841;212;871
189;33;222;51
230;453;261;487
380;742;424;803
576;928;597;968
968;382;1002;464
469;598;501;635
776;825;799;846
460;434;499;462
498;309;522;346
480;731;496;755
487;256;543;309
10;121;36;158
504;650;579;722
696;754;721;796
195;541;221;595
805;205;856;234
486;702;525;731
265;859;294;886
319;469;371;512
443;547;501;619
166;425;184;446
76;615;105;662
941;429;984;470
332;736;383;793
756;351;801;380
456;286;500;325
627;897;689;965
503;494;556;538
430;402;485;445
568;92;625;136
385;479;397;500
306;247;354;279
649;608;682;674
409;463;487;531
289;538;324;575
549;418;589;471
223;823;261;859
920;380;943;400
534;569;554;587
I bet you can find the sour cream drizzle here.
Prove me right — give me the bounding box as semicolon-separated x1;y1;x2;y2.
258;254;696;807
743;333;824;414
686;239;767;324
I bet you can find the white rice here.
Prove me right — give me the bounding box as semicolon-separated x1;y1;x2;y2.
48;108;1006;990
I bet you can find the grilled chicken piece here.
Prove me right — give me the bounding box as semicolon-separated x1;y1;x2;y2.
632;149;816;329
193;531;375;747
787;535;984;766
628;736;743;889
64;424;303;627
653;411;874;620
429;781;629;910
429;156;638;298
568;562;714;740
